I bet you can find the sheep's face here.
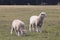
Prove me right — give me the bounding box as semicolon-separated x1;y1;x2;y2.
40;12;46;18
41;14;46;18
39;12;46;18
23;30;27;36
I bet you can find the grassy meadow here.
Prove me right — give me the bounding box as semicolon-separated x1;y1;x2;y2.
0;5;60;40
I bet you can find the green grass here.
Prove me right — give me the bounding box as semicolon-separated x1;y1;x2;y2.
0;5;60;40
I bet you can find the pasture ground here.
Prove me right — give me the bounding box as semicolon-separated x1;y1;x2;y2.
0;5;60;40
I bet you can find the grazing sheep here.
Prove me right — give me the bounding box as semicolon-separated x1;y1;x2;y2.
29;12;46;32
10;19;27;36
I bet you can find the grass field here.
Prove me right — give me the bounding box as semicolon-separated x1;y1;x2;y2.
0;5;60;40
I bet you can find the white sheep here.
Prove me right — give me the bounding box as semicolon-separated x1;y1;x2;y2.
10;19;27;36
29;12;46;32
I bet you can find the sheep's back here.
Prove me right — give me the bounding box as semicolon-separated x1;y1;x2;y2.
12;19;25;28
30;16;38;24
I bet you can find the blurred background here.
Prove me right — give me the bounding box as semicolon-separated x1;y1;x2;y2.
0;0;60;5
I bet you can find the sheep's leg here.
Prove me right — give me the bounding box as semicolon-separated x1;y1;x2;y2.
29;24;32;32
38;27;42;33
14;27;20;36
36;26;38;32
10;27;14;34
17;28;21;36
38;26;41;32
35;23;38;32
14;27;18;36
38;24;42;32
15;29;18;36
15;30;20;36
21;30;23;35
32;24;35;32
34;24;36;32
35;25;38;32
17;31;20;36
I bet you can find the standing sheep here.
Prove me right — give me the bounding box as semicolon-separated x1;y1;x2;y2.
10;19;27;36
29;12;46;32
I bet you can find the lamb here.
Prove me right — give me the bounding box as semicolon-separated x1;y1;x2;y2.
29;12;46;32
10;19;27;36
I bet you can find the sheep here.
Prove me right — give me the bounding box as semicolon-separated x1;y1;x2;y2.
29;12;46;32
10;19;27;36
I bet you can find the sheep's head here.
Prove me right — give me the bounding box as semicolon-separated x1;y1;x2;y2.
40;12;46;18
38;12;46;21
39;12;46;18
